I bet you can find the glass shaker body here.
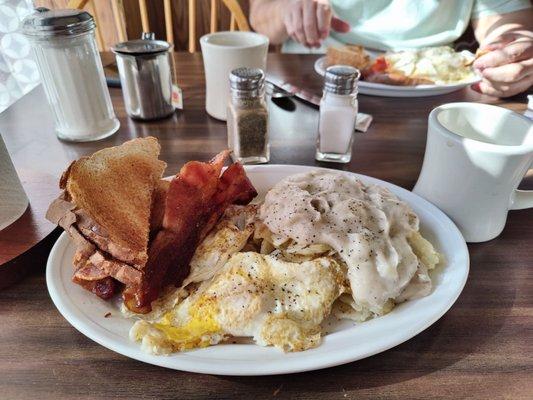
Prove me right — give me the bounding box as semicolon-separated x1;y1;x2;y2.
227;68;270;164
316;91;358;163
27;27;119;141
315;65;360;164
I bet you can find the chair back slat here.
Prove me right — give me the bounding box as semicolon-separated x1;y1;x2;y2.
68;0;250;52
111;0;127;42
210;0;218;33
87;0;104;50
67;0;89;8
188;0;197;52
222;0;250;31
138;0;150;32
163;0;174;44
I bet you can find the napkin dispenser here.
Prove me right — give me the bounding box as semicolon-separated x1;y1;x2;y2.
0;135;28;230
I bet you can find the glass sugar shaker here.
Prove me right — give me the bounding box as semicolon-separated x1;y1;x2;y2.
227;67;270;164
22;8;119;142
315;65;360;163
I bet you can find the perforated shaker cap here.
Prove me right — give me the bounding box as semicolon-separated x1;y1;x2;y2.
230;68;265;91
324;65;360;95
22;8;95;37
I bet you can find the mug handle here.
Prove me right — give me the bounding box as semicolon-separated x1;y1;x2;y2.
509;163;533;210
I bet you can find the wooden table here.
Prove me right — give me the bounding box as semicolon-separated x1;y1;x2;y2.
0;53;531;400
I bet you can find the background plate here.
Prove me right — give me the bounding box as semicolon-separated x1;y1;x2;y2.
46;165;469;376
314;56;480;97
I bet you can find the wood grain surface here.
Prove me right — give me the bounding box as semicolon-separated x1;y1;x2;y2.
0;53;531;400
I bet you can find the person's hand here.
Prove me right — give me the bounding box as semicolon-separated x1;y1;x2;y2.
472;32;533;97
283;0;350;48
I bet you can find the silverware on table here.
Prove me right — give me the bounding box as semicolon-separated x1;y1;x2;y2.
267;77;372;132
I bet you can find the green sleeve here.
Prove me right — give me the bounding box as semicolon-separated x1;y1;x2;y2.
471;0;532;19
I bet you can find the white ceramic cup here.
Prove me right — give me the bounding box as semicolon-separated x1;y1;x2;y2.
200;31;268;121
413;102;533;243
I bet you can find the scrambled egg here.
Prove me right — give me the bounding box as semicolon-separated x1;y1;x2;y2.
130;252;345;354
385;46;476;84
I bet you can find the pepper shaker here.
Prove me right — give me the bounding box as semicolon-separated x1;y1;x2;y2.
315;66;360;163
227;67;270;164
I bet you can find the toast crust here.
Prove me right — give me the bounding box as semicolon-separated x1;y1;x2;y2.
62;137;166;267
326;45;372;70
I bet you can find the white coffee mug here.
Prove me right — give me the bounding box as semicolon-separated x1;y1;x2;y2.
413;102;533;243
0;135;28;230
200;31;268;121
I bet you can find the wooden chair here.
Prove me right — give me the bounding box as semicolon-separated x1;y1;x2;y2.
66;0;250;52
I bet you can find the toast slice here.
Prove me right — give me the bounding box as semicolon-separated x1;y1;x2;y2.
326;45;372;70
60;137;166;267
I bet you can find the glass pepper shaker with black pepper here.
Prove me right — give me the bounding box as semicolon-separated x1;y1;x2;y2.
227;67;270;164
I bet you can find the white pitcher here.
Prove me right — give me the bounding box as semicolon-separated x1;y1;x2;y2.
0;135;28;230
413;102;533;243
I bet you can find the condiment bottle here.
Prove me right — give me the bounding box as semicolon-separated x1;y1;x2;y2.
227;67;270;164
22;8;119;142
315;65;360;163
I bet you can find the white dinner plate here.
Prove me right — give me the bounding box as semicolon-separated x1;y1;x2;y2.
46;164;469;376
314;56;481;97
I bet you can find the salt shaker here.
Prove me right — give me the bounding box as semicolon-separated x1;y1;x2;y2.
315;66;360;163
22;8;119;142
227;67;270;164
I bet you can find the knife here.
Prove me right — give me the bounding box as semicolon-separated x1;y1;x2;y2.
267;78;321;107
266;77;372;132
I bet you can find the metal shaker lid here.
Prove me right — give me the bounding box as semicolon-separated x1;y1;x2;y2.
22;8;95;37
229;68;265;91
324;65;360;95
111;32;170;56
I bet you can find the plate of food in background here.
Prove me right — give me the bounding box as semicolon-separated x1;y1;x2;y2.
315;45;481;97
46;138;469;375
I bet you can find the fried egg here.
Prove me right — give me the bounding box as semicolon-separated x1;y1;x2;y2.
385;46;476;84
184;204;258;286
130;252;345;354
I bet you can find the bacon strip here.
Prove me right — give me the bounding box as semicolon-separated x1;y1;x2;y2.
363;56;434;86
123;152;257;313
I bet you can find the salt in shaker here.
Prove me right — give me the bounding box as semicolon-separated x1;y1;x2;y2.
227;67;270;164
22;8;119;142
315;65;360;163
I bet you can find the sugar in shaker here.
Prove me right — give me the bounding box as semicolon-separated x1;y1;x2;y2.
22;8;119;142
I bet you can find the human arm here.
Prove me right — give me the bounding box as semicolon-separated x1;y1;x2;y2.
249;0;350;47
471;8;533;97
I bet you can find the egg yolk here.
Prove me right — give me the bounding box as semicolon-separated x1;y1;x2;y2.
153;298;221;350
